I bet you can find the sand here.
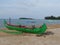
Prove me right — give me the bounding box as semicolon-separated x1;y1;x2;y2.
47;24;60;29
0;24;60;45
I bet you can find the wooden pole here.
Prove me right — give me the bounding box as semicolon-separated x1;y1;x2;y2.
9;17;11;24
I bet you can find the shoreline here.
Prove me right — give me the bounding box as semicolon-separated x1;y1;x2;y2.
1;24;60;29
47;24;60;29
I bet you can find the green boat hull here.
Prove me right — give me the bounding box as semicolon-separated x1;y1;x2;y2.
4;20;47;34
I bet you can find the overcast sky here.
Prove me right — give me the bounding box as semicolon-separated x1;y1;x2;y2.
0;0;60;19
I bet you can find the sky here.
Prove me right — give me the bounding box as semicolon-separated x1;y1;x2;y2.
0;0;60;19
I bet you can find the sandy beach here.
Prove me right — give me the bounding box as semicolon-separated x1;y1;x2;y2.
0;24;60;45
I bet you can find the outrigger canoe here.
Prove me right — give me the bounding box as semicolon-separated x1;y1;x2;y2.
4;20;47;34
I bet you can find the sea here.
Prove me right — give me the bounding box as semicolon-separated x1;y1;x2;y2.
0;19;60;28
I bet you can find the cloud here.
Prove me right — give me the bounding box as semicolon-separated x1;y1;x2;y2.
0;0;60;19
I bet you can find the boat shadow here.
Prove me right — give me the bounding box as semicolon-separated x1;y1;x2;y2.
36;31;54;37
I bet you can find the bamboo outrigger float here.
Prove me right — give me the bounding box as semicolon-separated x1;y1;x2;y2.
4;20;47;34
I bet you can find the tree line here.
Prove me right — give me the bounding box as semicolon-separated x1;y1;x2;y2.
45;16;60;20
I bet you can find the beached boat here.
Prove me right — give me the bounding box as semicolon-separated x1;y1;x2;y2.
4;20;47;34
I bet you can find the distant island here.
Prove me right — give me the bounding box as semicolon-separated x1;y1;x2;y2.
19;17;34;20
45;16;60;20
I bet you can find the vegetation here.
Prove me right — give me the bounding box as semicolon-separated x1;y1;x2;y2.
19;17;34;20
45;16;60;20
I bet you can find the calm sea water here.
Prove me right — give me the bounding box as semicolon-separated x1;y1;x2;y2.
0;19;60;28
